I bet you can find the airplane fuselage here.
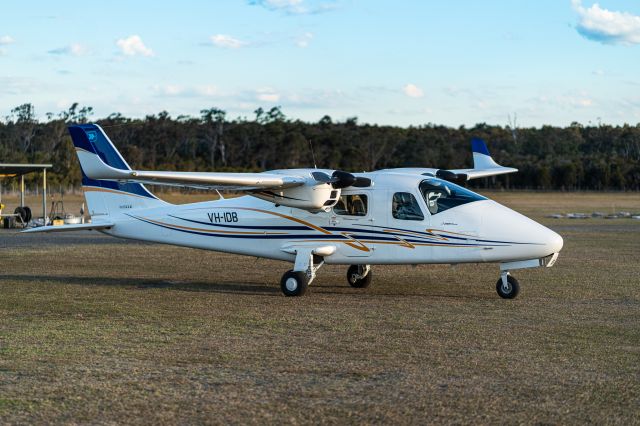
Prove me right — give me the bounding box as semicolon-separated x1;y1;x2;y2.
99;172;563;266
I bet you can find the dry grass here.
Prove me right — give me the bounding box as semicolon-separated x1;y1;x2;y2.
0;192;639;424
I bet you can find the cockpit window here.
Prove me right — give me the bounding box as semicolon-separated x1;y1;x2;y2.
392;192;424;221
419;178;487;215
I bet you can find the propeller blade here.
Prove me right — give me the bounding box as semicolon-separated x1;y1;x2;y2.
312;170;372;188
352;177;372;187
311;171;334;183
331;170;356;189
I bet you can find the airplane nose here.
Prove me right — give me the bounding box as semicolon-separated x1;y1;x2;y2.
478;201;564;260
545;229;564;254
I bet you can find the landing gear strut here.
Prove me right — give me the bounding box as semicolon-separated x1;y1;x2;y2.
347;264;372;288
280;247;326;297
496;271;519;299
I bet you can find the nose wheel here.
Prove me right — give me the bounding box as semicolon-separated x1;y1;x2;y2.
496;273;519;299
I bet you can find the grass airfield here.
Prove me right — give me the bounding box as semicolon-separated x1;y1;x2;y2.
0;192;639;424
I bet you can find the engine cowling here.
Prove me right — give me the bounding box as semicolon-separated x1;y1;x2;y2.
250;170;371;211
251;182;341;211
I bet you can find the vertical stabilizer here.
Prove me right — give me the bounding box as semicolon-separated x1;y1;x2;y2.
68;124;167;216
471;138;501;170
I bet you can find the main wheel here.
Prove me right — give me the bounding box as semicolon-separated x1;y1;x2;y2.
347;265;372;288
496;275;520;299
280;270;309;297
23;206;32;223
14;207;27;223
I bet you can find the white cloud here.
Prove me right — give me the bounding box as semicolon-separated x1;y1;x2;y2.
153;84;220;98
256;87;280;102
48;43;90;56
162;85;183;96
0;35;14;45
296;32;313;48
403;83;424;98
572;0;640;45
0;76;41;95
197;85;219;96
580;99;593;107
532;92;595;109
210;34;248;49
116;35;154;57
248;0;335;15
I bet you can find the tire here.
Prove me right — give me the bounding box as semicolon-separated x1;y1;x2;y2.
280;270;309;297
14;207;27;223
347;265;372;288
23;206;32;223
496;275;520;299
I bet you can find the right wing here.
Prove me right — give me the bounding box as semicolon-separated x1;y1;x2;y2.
378;138;517;182
447;138;517;180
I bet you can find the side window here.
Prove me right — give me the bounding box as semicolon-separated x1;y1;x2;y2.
334;194;368;216
392;192;424;221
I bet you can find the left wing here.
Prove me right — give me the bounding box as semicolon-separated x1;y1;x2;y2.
76;148;306;191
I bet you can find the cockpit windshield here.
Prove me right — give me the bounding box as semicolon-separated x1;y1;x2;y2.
419;178;487;215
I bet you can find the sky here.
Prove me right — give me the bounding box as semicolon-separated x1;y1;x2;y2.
1;0;640;127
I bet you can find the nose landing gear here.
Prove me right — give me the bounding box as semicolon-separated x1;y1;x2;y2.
496;272;519;299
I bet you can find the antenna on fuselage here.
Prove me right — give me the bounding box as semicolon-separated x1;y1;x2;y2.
307;138;318;169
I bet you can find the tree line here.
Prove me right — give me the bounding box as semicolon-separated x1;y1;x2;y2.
1;103;640;191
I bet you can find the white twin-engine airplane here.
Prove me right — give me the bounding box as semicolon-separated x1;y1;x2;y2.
26;124;563;298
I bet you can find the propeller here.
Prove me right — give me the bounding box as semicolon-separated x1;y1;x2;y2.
311;171;372;188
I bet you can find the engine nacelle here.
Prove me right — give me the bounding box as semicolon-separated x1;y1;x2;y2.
251;182;340;211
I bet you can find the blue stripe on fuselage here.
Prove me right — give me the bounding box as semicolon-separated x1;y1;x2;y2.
129;215;504;246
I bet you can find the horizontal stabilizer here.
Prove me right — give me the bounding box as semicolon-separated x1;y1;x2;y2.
21;222;115;234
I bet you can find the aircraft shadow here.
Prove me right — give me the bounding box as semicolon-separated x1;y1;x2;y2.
1;275;493;299
0;274;280;296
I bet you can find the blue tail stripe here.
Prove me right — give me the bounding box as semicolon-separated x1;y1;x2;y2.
471;138;490;156
68;126;97;154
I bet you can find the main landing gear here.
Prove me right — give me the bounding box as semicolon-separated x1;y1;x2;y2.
347;265;372;288
280;270;309;297
280;247;325;297
279;247;373;296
